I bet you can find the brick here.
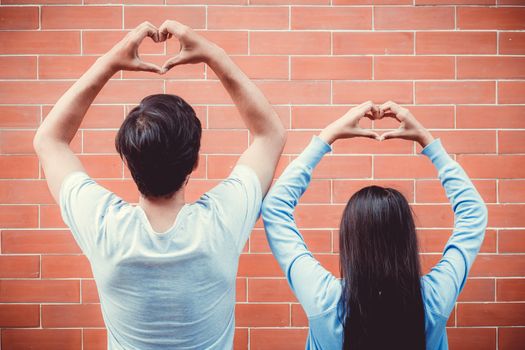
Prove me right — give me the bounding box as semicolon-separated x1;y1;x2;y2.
248;278;296;302
42;255;93;278
292;106;360;129
0;155;39;179
0;305;39;327
458;7;525;30
417;0;494;3
416;179;496;204
235;303;289;327
458;278;495;302
457;106;525;129
0;205;38;228
250;329;308;349
375;6;454;30
375;155;436;179
2;230;81;254
458;57;525;79
42;6;122;29
208;6;288;29
39;55;99;79
457;155;525;179
93;80;163;104
251;31;331;55
124;6;205;29
83;30;164;55
43;304;104;327
333;137;414;155
471;255;525;277
375;56;455;80
418;229;496;253
416;31;497;54
238;254;282;277
500;180;525;203
333;81;413;104
500;32;525;55
77;155;122;178
250;229;332;253
39;205;67;228
291;303;308;326
3;0;80;3
0;81;73;104
208;105;290;129
0;130;37;154
0;6;39;29
499;327;525;350
0;280;80;302
83;329;107;350
497;279;525;301
291;6;371;29
377;105;455;129
447;328;496;350
312;156;371;179
83;130;118;154
0;31;79;54
426;130;496;154
201;130;247;154
499;230;525;254
334;32;413;55
412;205;454;228
167;0;246;3
458;303;525;326
0;180;55;204
499;81;525;104
208;56;289;80
488;205;525;228
256;81;331;105
294;204;344;229
416;81;495;104
0;56;37;79
0;106;40;128
1;329;82;350
291;56;372;80
233;328;247;350
334;180;414;204
0;255;39;278
81;279;100;303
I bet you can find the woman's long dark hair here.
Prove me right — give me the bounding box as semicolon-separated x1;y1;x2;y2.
339;186;426;350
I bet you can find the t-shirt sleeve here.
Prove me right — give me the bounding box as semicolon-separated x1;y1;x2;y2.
204;165;263;254
59;171;121;259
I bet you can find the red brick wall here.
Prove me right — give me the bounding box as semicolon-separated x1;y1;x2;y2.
1;1;524;349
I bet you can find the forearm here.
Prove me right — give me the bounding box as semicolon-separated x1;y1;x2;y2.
207;49;284;138
34;56;116;149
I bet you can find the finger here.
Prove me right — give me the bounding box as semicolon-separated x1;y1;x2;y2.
134;21;160;44
370;104;380;120
379;101;403;116
379;129;405;141
137;60;162;74
159;20;187;39
358;129;381;140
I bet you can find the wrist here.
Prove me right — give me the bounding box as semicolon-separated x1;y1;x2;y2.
417;130;434;148
96;54;120;75
318;128;338;145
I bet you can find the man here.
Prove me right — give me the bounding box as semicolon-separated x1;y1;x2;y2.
33;20;286;349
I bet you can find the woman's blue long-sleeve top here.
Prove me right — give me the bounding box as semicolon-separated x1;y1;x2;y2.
261;136;488;350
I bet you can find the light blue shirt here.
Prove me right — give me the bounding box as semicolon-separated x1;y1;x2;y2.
60;165;262;349
262;136;488;350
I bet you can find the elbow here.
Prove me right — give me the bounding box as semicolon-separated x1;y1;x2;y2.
32;129;46;155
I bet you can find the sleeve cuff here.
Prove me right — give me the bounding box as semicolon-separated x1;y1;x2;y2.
297;135;332;168
421;138;453;170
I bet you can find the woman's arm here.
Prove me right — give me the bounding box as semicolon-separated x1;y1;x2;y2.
378;101;488;317
262;101;379;317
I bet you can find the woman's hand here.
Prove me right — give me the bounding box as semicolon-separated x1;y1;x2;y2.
159;20;224;73
318;101;380;145
101;21;163;74
378;101;434;148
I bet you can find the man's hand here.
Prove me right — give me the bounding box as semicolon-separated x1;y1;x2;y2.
378;101;434;148
102;21;163;74
159;20;223;72
318;101;380;145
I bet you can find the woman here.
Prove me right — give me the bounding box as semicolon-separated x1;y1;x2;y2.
262;101;488;350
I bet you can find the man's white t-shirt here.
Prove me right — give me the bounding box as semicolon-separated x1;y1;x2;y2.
59;165;262;349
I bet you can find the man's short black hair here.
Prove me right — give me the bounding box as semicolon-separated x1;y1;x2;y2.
115;94;201;198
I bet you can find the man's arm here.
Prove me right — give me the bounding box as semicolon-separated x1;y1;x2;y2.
160;21;287;195
33;22;162;202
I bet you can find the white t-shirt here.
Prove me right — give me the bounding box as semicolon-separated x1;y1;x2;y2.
60;165;262;349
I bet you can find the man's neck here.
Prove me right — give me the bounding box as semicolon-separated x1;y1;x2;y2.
138;188;186;233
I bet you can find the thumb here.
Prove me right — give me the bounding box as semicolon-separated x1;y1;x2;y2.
137;60;162;74
380;129;405;141
358;129;381;140
161;54;185;73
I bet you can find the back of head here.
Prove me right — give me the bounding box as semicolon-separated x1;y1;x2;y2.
116;94;202;198
339;186;426;350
